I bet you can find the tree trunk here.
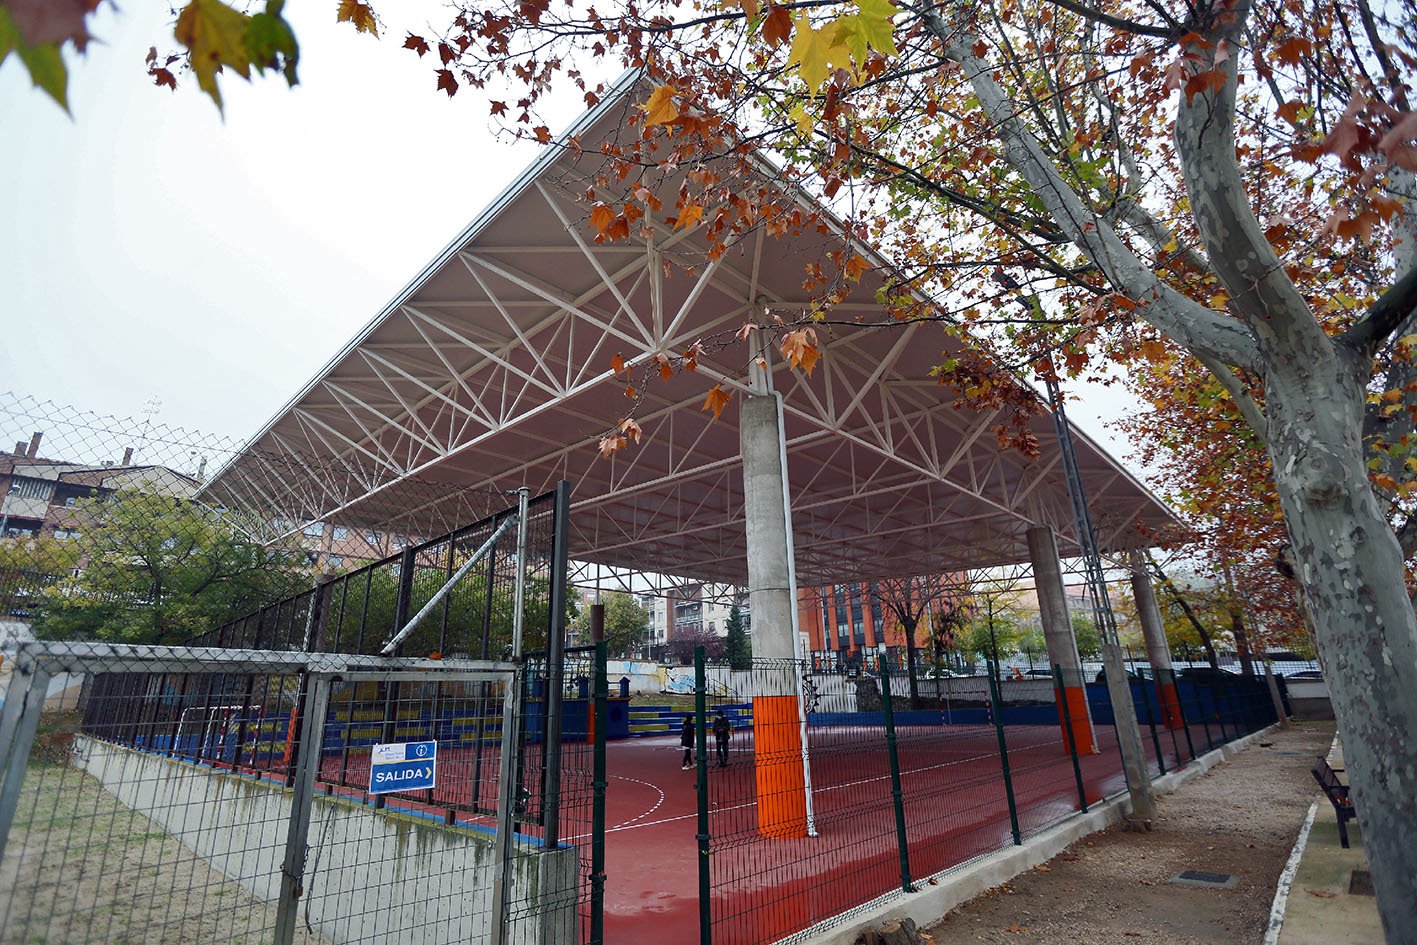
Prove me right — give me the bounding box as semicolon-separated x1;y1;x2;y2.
1221;560;1255;675
1268;365;1417;938
902;614;920;705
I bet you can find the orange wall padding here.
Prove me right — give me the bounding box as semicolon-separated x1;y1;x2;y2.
752;695;809;838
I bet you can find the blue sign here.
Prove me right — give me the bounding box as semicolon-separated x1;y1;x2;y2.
369;740;436;794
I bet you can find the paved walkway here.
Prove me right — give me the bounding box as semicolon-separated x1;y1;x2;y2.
1273;738;1383;945
913;723;1341;945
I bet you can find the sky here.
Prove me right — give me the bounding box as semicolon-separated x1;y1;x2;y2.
0;3;1145;474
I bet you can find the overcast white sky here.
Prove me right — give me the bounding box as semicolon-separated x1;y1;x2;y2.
0;3;1143;470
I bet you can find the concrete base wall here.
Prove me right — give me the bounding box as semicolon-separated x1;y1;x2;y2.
72;736;576;945
798;723;1283;945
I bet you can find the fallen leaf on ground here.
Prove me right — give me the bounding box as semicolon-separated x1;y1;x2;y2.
1306;889;1338;898
1003;924;1030;933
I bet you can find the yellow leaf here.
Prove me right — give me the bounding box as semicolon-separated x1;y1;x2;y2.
787;14;849;90
703;385;733;420
835;0;898;63
336;0;379;36
174;0;252;111
789;102;812;135
643;84;679;126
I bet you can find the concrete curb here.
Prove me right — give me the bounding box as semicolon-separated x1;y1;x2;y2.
1263;800;1319;945
795;723;1282;945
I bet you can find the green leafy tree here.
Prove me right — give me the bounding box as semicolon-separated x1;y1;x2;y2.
34;490;306;645
0;535;82;617
725;603;750;669
570;590;649;657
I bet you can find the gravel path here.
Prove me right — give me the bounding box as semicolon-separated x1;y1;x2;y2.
921;723;1334;945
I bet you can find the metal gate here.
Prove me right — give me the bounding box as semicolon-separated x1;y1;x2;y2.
0;640;605;945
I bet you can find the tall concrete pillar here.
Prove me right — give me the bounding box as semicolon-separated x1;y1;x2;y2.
1026;526;1098;754
739;346;809;839
1127;551;1183;729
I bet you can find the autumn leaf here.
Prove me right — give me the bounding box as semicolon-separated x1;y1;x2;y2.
683;342;702;372
725;0;759;20
761;5;792;48
703;385;733;420
643;84;679;126
618;417;643;443
436;68;457;97
174;0;253;112
835;0;898;64
787;14;849;90
245;4;300;85
336;0;378;37
781;327;821;376
1003;923;1030;932
1;6;71;110
591;204;616;235
610;353;628;376
675;202;704;229
656;353;675;382
735;322;758;341
402;32;429;56
597;434;627;458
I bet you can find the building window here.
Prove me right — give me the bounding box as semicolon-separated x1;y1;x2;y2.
53;527;81;540
849;585;865;645
833;585;850;647
303;522;324;537
304;551;319;567
8;478;52;500
365;530;379;544
328;556;343;569
332;526;348;540
392;537;406;551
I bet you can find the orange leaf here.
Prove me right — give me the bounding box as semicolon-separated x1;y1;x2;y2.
644;84;679;127
781;328;821;376
591;204;616;234
1276;101;1302;125
618;418;643;443
597;434;626;458
762;5;792;48
610;353;628;376
703;385;733;420
736;322;758;341
657;353;675;382
683;342;702;373
675;203;704;230
336;0;379;35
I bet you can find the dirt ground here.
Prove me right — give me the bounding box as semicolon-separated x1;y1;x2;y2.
920;723;1333;945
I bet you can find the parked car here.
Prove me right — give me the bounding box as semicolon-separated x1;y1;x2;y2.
1285;670;1324;680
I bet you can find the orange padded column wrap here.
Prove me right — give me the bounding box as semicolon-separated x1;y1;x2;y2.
753;695;809;838
1057;685;1099;755
1157;681;1185;730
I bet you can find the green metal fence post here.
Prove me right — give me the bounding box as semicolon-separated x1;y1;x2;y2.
878;661;915;892
1139;675;1166;776
1053;664;1089;812
694;647;712;945
986;660;1022;845
591;641;607;945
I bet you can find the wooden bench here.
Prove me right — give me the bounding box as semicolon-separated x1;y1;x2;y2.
1312;756;1357;848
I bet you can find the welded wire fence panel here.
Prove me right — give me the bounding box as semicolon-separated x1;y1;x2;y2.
695;655;1283;945
1;658;320;945
0;645;594;945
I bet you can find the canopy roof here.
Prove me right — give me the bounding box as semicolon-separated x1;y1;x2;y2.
205;72;1177;590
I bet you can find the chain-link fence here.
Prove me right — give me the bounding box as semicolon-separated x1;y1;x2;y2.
690;652;1280;945
0;394;605;944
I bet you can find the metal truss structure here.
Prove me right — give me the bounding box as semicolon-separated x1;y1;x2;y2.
203;72;1176;596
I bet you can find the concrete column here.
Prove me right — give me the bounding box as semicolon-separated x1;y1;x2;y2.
740;347;809;839
1127;551;1183;729
1026;526;1098;754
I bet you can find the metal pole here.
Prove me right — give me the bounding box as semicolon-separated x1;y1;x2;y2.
490;666;524;945
590;641;608;945
986;660;1022;845
1043;374;1155;824
511;487;531;657
694;647;712;945
878;660;915;892
381;516;515;656
542;481;572;849
1054;663;1089;812
274;674;333;945
0;667;50;867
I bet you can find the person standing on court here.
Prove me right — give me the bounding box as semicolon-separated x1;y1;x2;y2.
680;713;696;769
713;709;732;767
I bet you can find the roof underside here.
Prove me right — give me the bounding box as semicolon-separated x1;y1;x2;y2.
205;74;1177;589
